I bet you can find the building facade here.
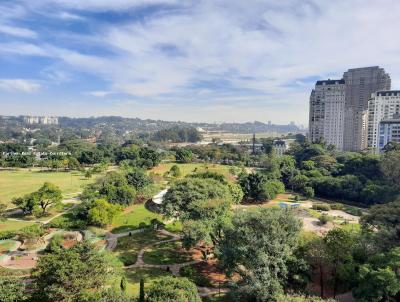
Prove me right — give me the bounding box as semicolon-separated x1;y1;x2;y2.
23;116;59;125
378;115;400;152
342;66;391;151
367;91;400;151
308;79;346;150
272;139;295;157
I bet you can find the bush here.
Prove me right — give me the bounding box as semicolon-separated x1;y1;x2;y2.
312;203;330;211
0;231;16;240
330;203;344;210
318;214;333;225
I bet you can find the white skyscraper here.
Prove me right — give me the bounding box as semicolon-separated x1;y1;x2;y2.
367;90;400;151
309;79;346;150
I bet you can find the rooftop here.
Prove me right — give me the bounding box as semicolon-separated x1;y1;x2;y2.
316;79;345;86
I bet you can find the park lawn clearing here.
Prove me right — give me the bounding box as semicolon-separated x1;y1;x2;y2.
0;169;99;205
0;220;35;232
143;240;193;265
124;267;171;296
114;230;173;266
111;204;162;234
149;163;235;182
0;239;17;253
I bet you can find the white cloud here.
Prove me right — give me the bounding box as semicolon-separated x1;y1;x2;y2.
0;79;41;93
88;90;113;97
3;0;400;123
0;24;37;38
58;12;85;21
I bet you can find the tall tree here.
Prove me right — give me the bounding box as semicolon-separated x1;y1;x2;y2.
37;182;63;214
216;208;302;301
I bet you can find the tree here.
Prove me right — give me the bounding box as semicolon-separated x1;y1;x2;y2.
306;237;329;298
32;242;119;302
37;182;63;214
161;178;233;220
126;169;152;190
353;247;400;301
361;199;400;250
12;193;40;216
216;208;302;301
381;150;400;190
324;228;354;298
0;276;27;302
139;278;145;302
175;148;194;163
146;276;201;302
228;183;244;203
302;186;315;199
239;172;266;201
88;199;122;227
260;180;285;200
169;165;181;177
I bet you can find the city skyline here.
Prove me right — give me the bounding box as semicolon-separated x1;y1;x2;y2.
1;1;400;123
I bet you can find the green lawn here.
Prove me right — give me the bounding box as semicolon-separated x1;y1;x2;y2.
114;230;172;266
125;267;171;296
111;204;162;234
0;220;36;232
150;163;235;182
143;240;192;265
0;169;99;204
0;239;18;253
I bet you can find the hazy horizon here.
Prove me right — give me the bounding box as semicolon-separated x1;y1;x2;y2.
1;1;400;124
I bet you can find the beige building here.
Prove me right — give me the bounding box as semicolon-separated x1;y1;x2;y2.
23;116;59;125
308;79;346;150
343;66;391;151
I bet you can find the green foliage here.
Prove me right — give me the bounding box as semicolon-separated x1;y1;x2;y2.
216;208;302;301
37;182;63;214
227;183;244;203
139;278;145;302
88;199;122;227
0;276;27;302
152;127;202;143
260;179;285;200
180;266;212;287
18;224;45;242
146;276;201;302
161;178;232;220
83;171;136;206
169;164;181;177
353;247;400;301
175;148;195;163
318;214;332;225
312;203;330;211
32;242;120;302
302;186;314;199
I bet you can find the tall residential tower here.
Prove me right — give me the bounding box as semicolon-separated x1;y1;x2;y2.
308;79;346;150
342;67;391;151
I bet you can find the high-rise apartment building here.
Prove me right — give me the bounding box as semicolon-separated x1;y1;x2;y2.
342;66;391;151
378;114;400;152
23;116;59;125
308;79;346;150
367;91;400;151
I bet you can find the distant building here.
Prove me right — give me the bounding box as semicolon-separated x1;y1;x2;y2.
343;66;391;151
378;114;400;152
23;116;59;125
367;90;400;151
308;79;346;151
273;139;295;157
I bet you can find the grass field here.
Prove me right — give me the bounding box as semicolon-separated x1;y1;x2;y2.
150;163;235;182
143;241;192;265
114;230;172;265
111;204;162;234
0;220;35;232
0;169;99;204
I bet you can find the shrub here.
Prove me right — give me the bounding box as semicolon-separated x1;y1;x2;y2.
330;203;344;210
318;214;333;225
312;203;330;211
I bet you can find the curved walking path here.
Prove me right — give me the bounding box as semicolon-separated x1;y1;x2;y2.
123;229;202;276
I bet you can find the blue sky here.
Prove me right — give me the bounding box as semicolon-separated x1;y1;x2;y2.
1;0;400;124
